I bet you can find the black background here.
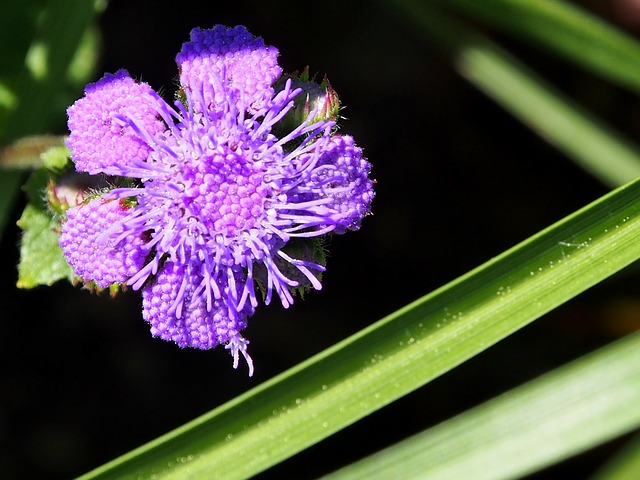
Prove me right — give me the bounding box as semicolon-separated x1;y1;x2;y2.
3;1;640;479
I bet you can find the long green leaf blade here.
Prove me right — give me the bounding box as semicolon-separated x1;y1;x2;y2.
76;173;640;479
324;331;640;480
433;0;640;95
387;0;640;187
591;432;640;480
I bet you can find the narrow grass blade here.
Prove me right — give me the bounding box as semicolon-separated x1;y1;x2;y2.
76;170;640;479
591;432;640;480
387;0;640;187
324;331;640;480
434;0;640;95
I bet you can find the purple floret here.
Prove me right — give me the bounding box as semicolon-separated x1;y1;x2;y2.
141;260;254;373
59;198;148;287
177;25;282;113
61;25;374;375
66;70;166;176
290;135;375;234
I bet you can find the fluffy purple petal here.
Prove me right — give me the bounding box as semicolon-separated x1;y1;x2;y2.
142;260;254;373
66;70;166;175
59;198;148;287
176;25;281;112
311;135;374;233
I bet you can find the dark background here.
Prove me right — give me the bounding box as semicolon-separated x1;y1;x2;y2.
3;1;640;478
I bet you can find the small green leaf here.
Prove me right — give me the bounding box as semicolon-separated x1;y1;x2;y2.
0;135;66;170
0;80;17;110
16;202;73;288
40;144;70;171
66;25;100;87
16;169;72;288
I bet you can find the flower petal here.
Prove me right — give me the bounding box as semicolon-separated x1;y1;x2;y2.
59;198;147;287
176;25;281;112
66;70;166;175
142;260;251;350
309;135;375;233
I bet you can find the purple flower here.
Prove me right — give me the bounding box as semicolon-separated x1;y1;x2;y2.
59;198;148;287
60;25;374;375
177;25;281;113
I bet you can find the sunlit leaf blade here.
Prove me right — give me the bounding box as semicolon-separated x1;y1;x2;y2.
387;0;640;187
433;0;640;95
324;331;640;480
591;432;640;480
66;25;100;87
76;170;640;480
454;43;640;188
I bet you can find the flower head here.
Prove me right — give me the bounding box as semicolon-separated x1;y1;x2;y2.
61;25;374;375
59;197;148;287
177;25;281;113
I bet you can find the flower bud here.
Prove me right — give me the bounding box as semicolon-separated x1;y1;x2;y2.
274;67;341;135
46;172;101;215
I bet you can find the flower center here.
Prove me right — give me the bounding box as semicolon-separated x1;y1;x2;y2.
179;144;269;237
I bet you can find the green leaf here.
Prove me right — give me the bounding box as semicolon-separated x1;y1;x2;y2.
433;0;640;95
66;24;101;87
40;144;70;171
0;135;67;170
0;0;100;242
0;80;17;110
22;168;49;207
76;172;640;479
324;331;640;480
0;136;67;244
0;0;101;142
591;432;640;480
16;202;73;288
386;0;640;187
16;169;72;288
